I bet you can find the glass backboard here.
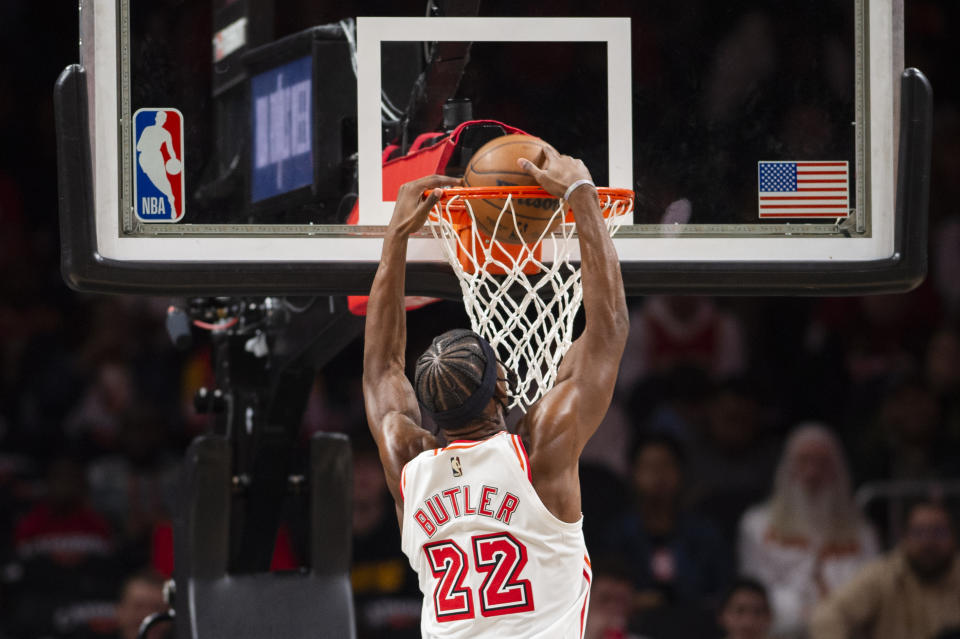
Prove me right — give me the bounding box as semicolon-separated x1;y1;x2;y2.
55;0;930;295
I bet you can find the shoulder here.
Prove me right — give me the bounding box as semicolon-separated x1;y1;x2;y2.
374;412;437;498
400;442;438;474
818;552;900;608
847;552;900;589
381;412;436;456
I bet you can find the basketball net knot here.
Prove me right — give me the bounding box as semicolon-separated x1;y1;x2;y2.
429;188;632;412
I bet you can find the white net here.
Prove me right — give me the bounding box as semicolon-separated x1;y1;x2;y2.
429;189;632;411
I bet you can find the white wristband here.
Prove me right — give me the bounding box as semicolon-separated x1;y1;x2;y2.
563;179;595;202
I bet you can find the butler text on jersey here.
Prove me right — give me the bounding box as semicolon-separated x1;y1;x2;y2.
413;485;521;537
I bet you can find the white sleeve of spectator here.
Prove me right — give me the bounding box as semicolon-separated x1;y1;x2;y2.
736;506;769;580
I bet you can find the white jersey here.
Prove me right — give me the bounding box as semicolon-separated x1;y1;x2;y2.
400;431;591;639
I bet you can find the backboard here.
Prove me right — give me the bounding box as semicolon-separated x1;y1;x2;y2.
55;0;931;296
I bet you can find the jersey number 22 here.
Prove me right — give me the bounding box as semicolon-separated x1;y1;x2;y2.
423;532;534;621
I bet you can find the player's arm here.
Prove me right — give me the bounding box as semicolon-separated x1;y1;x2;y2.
362;175;459;508
515;150;629;520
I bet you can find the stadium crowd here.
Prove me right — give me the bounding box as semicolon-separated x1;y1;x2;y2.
1;1;960;639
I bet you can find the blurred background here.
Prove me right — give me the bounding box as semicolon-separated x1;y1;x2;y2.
0;2;959;639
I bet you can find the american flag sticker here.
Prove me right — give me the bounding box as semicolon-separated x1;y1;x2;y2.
757;161;849;219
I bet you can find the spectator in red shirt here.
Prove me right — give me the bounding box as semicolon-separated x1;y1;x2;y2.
15;454;113;566
9;453;121;638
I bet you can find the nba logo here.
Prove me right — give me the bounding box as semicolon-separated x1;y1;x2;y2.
133;108;185;222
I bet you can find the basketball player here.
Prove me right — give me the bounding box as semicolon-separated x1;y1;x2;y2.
363;148;628;638
135;111;178;214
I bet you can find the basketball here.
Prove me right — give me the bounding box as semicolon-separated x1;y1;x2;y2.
165;158;182;175
463;134;561;245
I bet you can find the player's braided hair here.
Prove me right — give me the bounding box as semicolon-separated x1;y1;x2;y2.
414;329;490;415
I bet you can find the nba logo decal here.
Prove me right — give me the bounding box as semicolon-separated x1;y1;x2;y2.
451;457;463;478
133;108;185;222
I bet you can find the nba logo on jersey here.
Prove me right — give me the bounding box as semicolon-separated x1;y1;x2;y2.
133;108;185;222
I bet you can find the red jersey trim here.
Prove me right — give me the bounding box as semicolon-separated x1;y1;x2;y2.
511;435;533;482
579;567;592;638
437;439;490;453
399;462;409;502
431;432;510;456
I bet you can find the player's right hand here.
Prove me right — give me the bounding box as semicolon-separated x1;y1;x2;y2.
517;147;593;200
389;174;461;236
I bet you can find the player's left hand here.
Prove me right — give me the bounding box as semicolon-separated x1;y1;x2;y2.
517;146;592;200
389;175;461;236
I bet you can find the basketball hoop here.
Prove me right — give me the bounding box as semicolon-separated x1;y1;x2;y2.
427;186;633;411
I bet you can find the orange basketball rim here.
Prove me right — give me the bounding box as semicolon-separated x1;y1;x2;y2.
426;185;634;274
428;186;633;223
